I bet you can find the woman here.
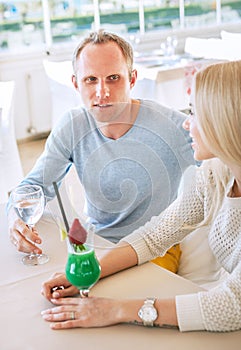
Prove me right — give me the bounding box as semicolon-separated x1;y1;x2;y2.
41;60;241;332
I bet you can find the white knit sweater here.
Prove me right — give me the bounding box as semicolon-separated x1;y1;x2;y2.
122;160;241;332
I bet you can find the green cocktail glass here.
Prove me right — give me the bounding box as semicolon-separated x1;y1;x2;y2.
65;222;101;296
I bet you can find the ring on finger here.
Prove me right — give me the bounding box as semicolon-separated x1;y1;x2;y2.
71;311;75;320
80;289;89;298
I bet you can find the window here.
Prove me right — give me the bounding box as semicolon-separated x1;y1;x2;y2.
0;1;44;50
0;0;241;51
49;0;95;44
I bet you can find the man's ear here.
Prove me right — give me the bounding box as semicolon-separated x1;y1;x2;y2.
130;69;137;88
72;74;78;90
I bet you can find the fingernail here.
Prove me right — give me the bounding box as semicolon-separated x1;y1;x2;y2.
34;249;40;254
36;239;41;244
51;298;59;303
42;314;50;320
52;292;60;298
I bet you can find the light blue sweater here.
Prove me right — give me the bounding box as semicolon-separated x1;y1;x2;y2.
19;100;194;242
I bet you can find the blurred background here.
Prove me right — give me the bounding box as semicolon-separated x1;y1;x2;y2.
1;0;241;141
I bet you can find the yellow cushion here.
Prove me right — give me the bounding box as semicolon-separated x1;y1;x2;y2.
151;244;181;273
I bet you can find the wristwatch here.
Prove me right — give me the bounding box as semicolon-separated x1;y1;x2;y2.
138;298;158;327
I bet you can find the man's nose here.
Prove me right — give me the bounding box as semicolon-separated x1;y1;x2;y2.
95;81;110;98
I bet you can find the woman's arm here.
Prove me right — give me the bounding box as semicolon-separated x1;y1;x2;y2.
41;241;138;300
41;296;178;330
99;241;138;278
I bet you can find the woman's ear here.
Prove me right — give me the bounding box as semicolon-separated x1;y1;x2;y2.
72;74;78;90
130;69;137;88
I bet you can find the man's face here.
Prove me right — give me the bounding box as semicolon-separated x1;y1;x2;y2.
72;41;137;123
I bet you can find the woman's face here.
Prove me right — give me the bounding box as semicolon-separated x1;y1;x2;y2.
182;95;214;161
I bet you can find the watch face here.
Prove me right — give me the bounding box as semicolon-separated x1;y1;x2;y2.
144;306;157;321
138;298;158;326
139;305;157;322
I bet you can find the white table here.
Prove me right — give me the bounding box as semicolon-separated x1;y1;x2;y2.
1;203;240;350
132;56;221;110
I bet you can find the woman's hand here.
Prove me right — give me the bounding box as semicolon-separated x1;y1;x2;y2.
41;296;178;330
41;296;140;329
41;273;79;301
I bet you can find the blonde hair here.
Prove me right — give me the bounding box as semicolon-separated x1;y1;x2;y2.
194;61;241;224
195;60;241;165
72;29;134;80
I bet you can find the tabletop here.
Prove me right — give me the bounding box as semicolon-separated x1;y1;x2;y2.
132;55;223;110
1;203;241;350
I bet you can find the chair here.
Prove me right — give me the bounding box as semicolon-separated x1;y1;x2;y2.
0;81;24;203
43;60;81;127
185;33;241;61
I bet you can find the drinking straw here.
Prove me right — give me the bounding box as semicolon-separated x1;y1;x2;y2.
52;182;69;232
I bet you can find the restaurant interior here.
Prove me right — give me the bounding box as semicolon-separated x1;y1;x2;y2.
1;1;241;348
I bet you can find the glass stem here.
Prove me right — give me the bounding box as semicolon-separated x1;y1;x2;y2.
28;224;39;257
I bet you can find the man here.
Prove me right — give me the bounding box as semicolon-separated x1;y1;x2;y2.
8;30;194;270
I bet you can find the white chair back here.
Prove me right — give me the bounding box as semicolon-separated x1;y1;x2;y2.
0;81;24;203
43;60;81;127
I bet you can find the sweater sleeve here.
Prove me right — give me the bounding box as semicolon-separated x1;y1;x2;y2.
123;161;241;332
175;293;205;331
176;261;241;332
17;111;74;201
200;261;241;332
122;166;207;264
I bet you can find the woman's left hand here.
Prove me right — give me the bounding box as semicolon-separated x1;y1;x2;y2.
41;296;136;329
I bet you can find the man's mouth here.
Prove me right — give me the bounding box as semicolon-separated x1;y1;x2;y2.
93;103;112;108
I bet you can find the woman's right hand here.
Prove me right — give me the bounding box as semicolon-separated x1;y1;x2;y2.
41;272;79;301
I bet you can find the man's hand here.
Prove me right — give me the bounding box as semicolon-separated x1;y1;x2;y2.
8;208;42;254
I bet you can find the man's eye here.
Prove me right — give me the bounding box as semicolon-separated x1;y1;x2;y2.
108;75;119;81
86;77;97;83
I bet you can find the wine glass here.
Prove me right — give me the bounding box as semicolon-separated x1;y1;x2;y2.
161;36;178;58
10;184;49;266
65;221;101;297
